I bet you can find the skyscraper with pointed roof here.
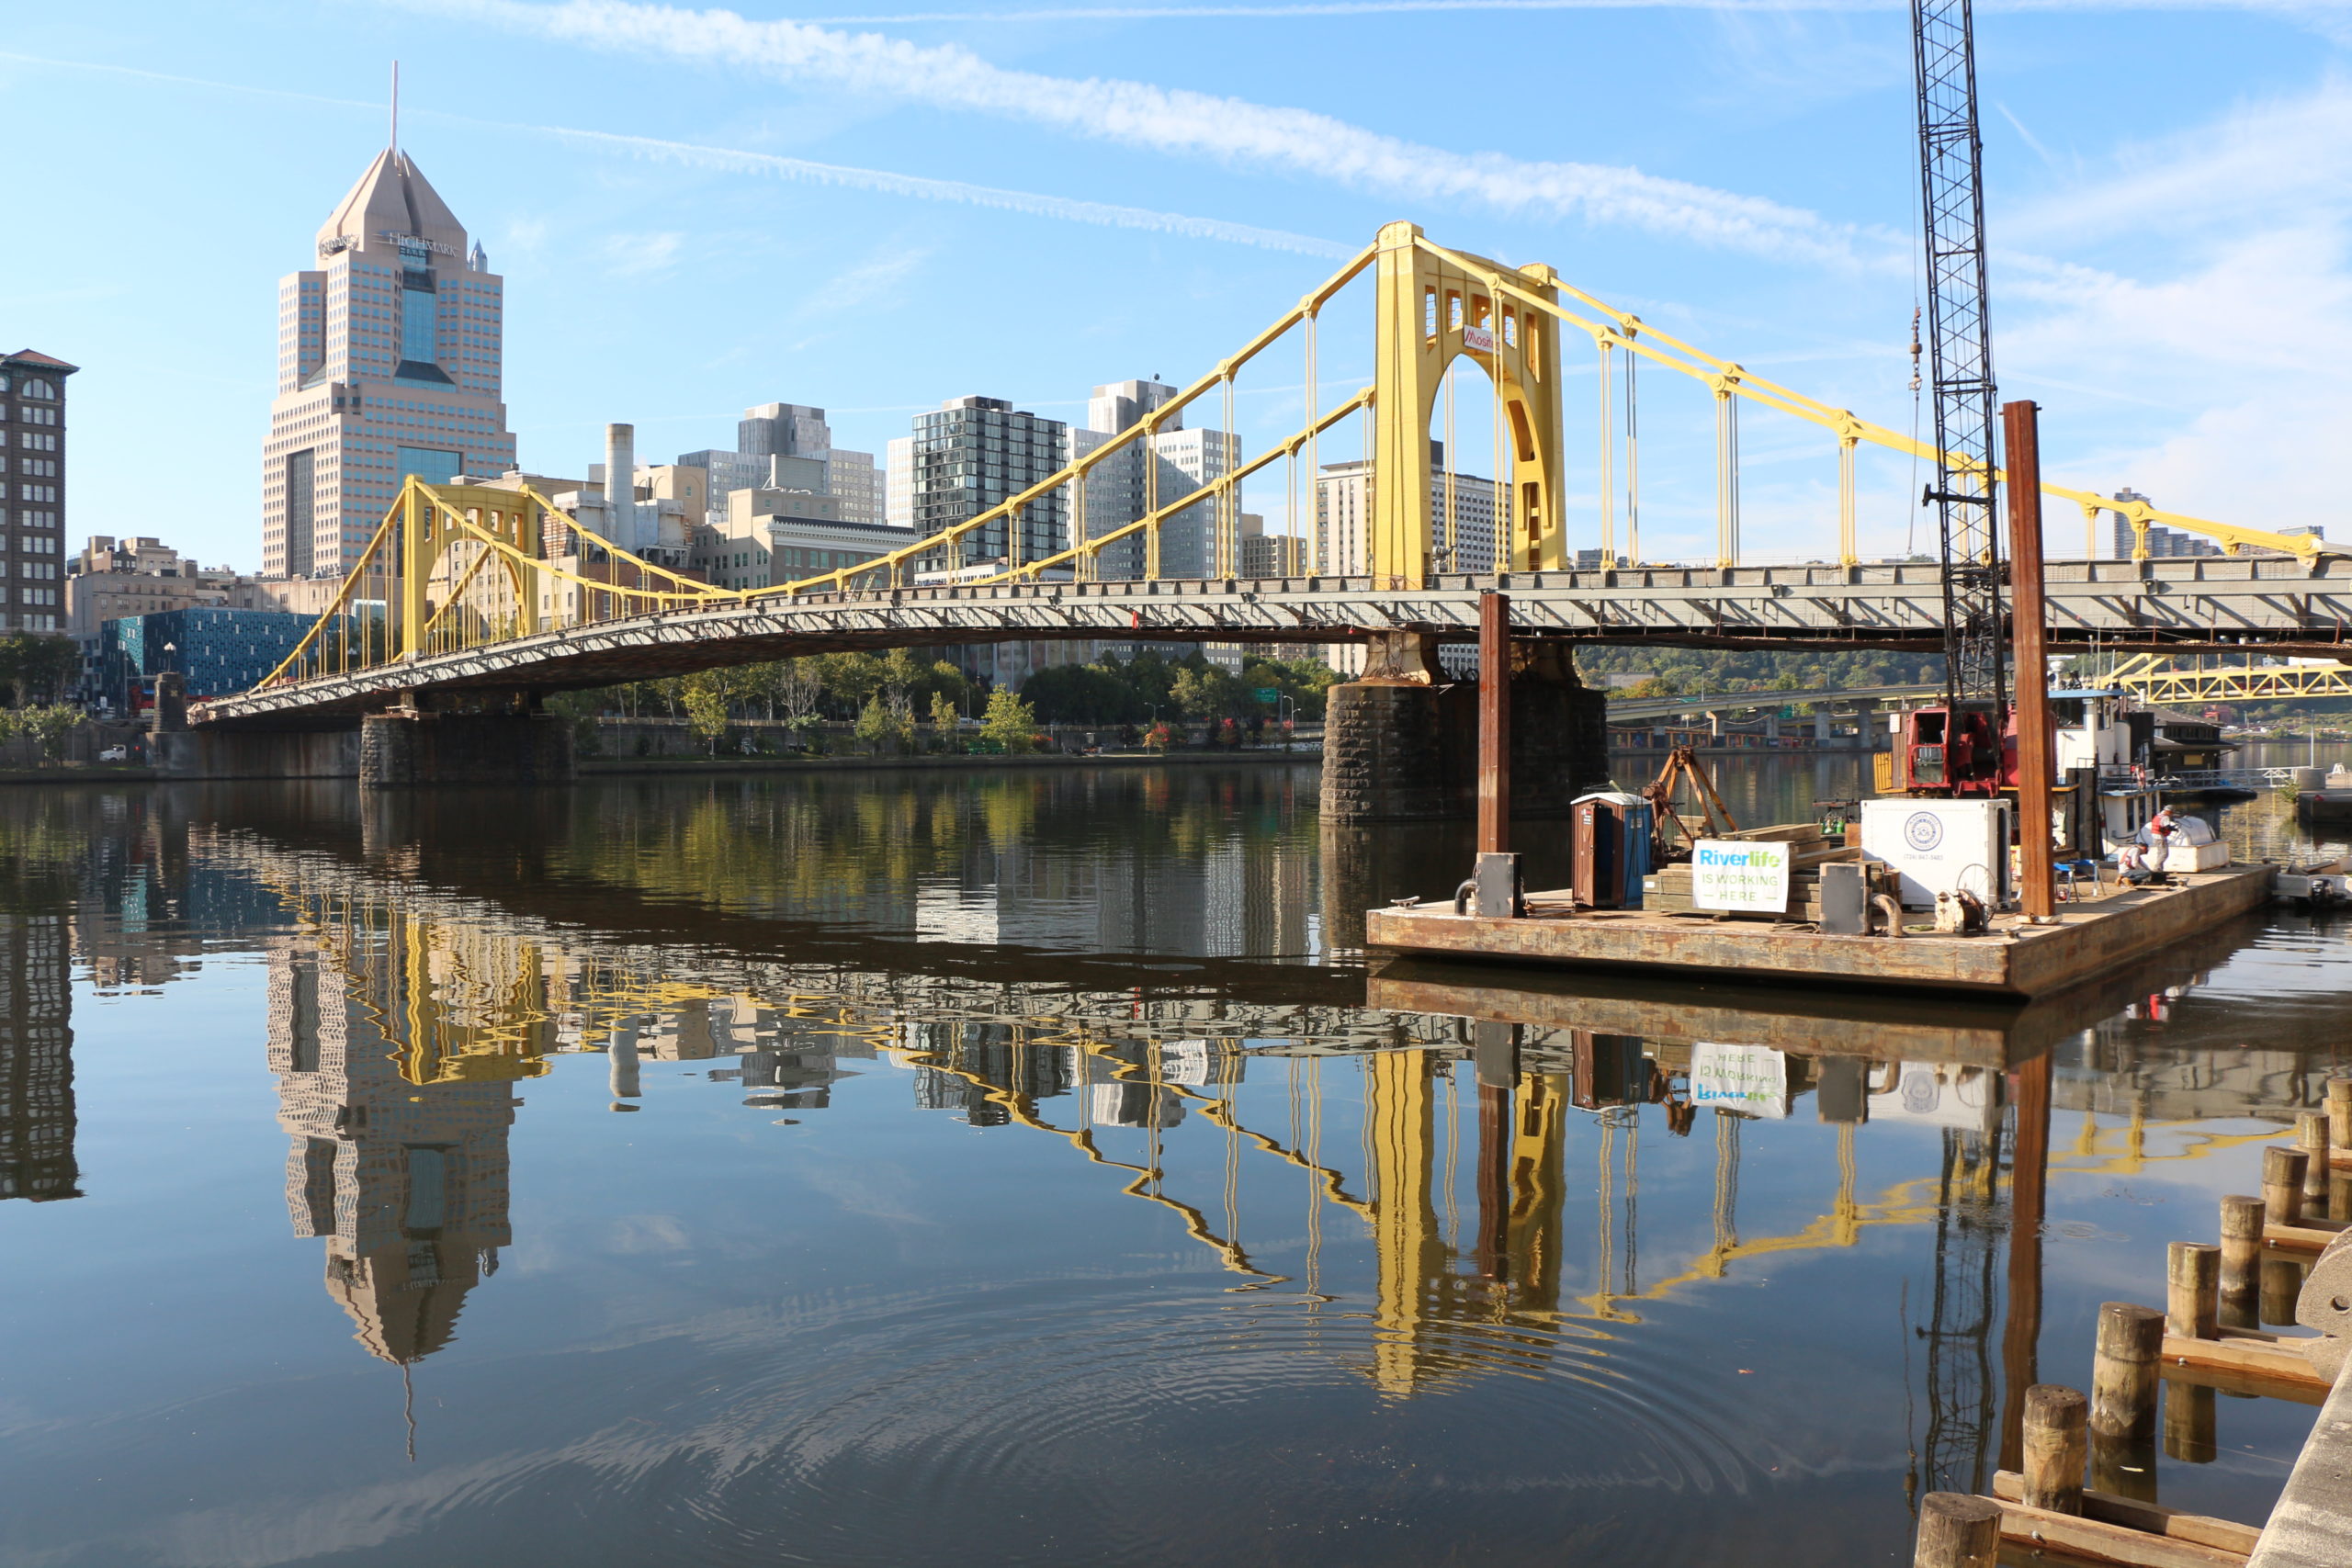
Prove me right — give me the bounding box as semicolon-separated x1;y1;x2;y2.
262;143;516;578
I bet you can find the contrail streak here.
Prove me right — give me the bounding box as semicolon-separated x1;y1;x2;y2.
0;49;1347;256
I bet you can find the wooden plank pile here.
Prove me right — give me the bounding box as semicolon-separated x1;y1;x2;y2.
1645;822;1902;920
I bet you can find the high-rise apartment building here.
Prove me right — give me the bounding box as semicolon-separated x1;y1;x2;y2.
829;450;882;525
908;396;1069;566
2;351;74;633
679;402;880;526
885;437;914;530
1315;445;1500;577
1069;379;1245;580
1317;446;1499;673
262;144;516;579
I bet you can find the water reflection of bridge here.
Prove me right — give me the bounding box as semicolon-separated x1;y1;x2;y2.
197;814;2300;1472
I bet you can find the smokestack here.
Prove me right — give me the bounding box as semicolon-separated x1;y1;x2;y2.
604;423;637;547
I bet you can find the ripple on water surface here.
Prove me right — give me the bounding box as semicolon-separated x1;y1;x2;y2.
425;1272;1778;1566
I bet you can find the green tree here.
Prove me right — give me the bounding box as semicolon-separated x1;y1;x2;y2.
929;690;960;745
817;652;887;716
1;705;82;761
854;694;913;753
978;688;1038;753
0;635;78;706
678;669;741;753
1172;664;1246;720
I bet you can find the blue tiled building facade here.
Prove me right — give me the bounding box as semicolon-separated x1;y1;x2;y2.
96;608;312;711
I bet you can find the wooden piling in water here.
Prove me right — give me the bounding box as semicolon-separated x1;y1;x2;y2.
2327;1076;2352;1157
2219;1195;2265;1330
2167;1243;2219;1341
2022;1384;2087;1514
2261;1256;2307;1328
1913;1493;2002;1568
2165;1380;2219;1466
1476;591;1509;858
2265;1146;2309;1228
2092;1302;2165;1502
2298;1113;2331;1213
2092;1307;2167;1425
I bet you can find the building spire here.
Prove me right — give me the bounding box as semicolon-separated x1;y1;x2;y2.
390;61;400;159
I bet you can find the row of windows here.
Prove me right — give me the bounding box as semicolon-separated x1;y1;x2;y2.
0;459;58;478
17;485;57;502
6;612;59;630
17;514;57;536
3;405;60;427
0;560;59;580
17;432;56;452
17;587;56;606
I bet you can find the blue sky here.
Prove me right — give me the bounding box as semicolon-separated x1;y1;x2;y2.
4;0;2346;571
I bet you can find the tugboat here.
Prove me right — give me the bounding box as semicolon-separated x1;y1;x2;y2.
2140;705;2257;804
2048;687;2168;853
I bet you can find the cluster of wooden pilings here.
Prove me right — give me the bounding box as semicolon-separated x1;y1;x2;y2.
1911;1080;2352;1568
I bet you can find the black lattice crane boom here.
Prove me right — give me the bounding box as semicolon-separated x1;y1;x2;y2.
1905;0;2009;795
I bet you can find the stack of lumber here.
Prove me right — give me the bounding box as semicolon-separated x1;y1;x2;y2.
1645;822;1898;920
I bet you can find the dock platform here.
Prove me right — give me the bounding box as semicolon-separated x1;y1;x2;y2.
1363;864;2275;998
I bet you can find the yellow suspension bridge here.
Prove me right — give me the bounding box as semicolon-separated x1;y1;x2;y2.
195;222;2352;738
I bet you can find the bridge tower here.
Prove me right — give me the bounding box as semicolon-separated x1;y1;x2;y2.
1371;222;1568;586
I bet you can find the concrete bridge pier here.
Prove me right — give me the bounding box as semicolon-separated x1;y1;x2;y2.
359;694;575;788
1320;632;1608;824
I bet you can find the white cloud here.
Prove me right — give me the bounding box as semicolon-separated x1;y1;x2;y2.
784;0;2349;25
601;229;686;276
523;120;1355;254
801;244;935;318
0;48;1352;258
400;0;1885;265
1991;82;2352;536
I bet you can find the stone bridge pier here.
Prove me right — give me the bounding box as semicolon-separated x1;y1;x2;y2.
357;694;575;787
162;685;575;787
1320;632;1610;824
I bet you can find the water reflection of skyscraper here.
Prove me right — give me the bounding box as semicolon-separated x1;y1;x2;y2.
0;912;75;1202
268;943;515;1364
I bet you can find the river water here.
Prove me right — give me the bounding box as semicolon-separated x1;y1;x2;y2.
2;756;2349;1566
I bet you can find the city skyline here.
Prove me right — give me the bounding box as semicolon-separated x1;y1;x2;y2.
4;3;2341;575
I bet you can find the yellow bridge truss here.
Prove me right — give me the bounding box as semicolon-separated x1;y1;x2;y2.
260;220;2330;692
2108;652;2352;705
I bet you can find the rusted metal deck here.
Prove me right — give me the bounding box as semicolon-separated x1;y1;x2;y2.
1363;864;2276;998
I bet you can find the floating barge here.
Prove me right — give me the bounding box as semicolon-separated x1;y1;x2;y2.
1363;863;2276;998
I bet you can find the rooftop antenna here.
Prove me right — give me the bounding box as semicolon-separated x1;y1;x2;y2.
390;61;400;159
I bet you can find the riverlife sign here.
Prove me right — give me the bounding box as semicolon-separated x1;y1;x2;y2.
1690;1042;1789;1119
1690;839;1792;912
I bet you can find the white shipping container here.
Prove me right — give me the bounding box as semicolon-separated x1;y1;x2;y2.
1860;797;2013;909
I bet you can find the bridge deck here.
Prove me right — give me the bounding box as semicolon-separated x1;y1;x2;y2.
1363;864;2275;998
198;556;2352;728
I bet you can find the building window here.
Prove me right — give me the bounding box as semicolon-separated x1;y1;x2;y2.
19;380;54;400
